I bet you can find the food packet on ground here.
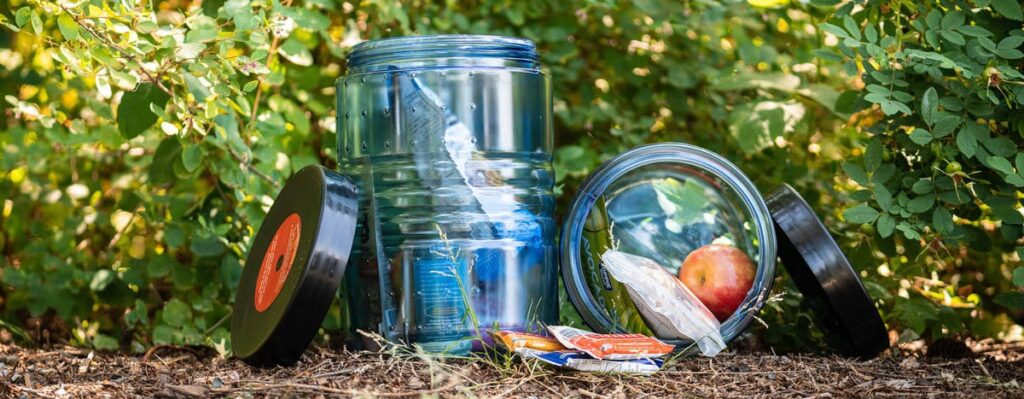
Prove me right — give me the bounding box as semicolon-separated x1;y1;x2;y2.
547;325;674;360
489;330;567;352
518;348;664;376
600;250;726;357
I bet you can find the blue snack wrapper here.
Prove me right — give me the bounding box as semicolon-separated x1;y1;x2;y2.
518;348;664;375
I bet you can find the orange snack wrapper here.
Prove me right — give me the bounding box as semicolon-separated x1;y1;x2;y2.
547;325;674;360
489;330;567;352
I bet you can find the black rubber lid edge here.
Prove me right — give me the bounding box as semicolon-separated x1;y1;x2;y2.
765;184;888;359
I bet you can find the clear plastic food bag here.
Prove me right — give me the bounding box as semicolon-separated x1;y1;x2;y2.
600;249;726;357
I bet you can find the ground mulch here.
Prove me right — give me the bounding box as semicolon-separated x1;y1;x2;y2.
0;341;1021;398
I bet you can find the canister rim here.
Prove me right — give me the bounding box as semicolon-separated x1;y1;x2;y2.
347;35;539;72
559;143;778;351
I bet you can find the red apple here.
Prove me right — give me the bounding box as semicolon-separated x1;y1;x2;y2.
677;244;755;322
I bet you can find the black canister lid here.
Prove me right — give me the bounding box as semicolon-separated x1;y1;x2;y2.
765;184;888;359
231;165;358;367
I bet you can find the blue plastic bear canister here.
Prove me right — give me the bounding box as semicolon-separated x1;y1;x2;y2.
337;35;557;353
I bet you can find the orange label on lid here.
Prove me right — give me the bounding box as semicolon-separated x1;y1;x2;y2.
254;213;302;312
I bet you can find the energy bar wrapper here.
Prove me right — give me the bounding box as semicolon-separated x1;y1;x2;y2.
547;325;674;360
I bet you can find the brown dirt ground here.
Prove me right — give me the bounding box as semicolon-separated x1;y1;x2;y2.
0;341;1022;398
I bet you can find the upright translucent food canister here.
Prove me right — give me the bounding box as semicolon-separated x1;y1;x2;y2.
337;35;557;353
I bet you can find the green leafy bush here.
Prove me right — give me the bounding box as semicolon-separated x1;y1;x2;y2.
815;0;1024;341
0;0;1020;353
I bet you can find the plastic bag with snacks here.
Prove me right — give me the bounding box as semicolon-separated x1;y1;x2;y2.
600;249;726;356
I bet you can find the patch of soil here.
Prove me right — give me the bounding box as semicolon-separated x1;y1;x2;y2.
0;342;1021;398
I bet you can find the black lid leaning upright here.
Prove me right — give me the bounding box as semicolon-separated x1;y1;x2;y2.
231;165;358;367
765;184;888;359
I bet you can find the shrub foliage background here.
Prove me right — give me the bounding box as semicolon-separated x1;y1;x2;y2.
0;0;1021;353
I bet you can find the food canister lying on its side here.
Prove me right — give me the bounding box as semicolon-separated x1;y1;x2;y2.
336;35;558;354
559;143;890;358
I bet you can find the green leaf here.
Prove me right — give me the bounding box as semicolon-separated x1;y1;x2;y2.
940;30;965;46
147;255;173;278
15;7;30;27
877;214;896;238
864;23;878;43
89;269;115;292
865;139;883;171
185;15;218;43
956;25;991;38
29;9;41;35
92;334;119;351
956;125;979;158
983;137;1017;157
921;87;938;125
162;299;192;328
992;0;1023;21
812;48;844;62
907;195;935;213
937;10;962;29
182;145;205;172
872;164;896;185
279;38;313;66
117;83;171;139
819;23;849;39
997;36;1024;50
893;297;938;333
996;36;1024;59
987;156;1014;175
175;43;205;61
932;114;961;137
842;16;861;40
993;206;1024;225
137;20;159;33
57;14;78;41
243;80;259;92
912;179;934;194
125;299;149;327
842;162;869;185
190;230;226;257
941;11;965;29
994;292;1024;309
909;128;933;145
925;10;942;29
932;207;954;234
898;224;922;240
153;325;175;344
875;185;894;211
202;0;227;15
150;138;182;185
845;204;880;224
881;100;911;116
1013;267;1024;287
164;224;186;249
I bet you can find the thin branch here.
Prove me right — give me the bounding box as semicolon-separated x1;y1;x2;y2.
245;0;295;143
56;3;173;97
